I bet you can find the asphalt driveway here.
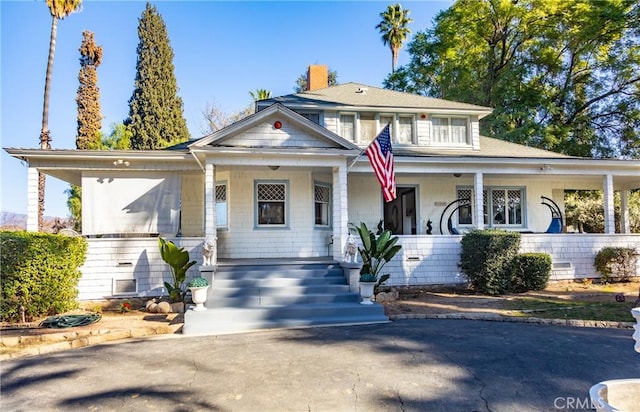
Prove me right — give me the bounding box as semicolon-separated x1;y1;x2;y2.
1;319;638;411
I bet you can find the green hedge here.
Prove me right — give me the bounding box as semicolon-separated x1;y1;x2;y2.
460;229;521;295
1;231;88;322
510;253;552;293
594;247;639;283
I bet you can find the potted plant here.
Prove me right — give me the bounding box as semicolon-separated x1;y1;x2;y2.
159;237;196;311
188;276;209;311
356;222;402;304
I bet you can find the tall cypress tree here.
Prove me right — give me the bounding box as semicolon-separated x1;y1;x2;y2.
127;2;190;149
76;30;103;150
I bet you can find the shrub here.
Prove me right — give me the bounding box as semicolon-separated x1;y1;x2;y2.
510;253;552;293
0;231;88;322
460;229;521;295
594;247;639;282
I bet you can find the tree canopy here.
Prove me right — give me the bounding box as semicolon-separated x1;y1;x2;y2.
384;0;640;159
127;2;190;149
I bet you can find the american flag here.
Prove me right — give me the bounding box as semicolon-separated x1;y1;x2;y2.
365;124;396;202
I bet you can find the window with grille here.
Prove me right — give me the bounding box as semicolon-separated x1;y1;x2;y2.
457;187;524;227
256;182;287;226
216;183;227;228
432;116;469;144
314;183;331;227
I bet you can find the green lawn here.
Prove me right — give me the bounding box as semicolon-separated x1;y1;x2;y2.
504;297;637;323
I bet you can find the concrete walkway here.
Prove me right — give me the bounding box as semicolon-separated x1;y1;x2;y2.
2;319;638;411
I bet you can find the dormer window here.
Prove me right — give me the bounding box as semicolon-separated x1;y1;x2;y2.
432;116;469;145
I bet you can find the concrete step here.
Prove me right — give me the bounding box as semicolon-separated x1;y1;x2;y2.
207;284;352;298
207;292;360;307
183;259;389;335
183;303;389;335
211;276;347;288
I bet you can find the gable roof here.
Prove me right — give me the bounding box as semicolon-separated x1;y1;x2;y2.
259;83;493;118
190;103;360;150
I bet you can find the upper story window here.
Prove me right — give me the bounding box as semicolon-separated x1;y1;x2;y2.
398;115;414;144
359;113;376;145
338;112;416;145
297;111;321;125
256;181;288;228
339;113;355;141
432;116;469;145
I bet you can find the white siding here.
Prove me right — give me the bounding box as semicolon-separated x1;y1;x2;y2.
216;169;332;258
181;173;204;237
381;234;640;287
323;111;338;135
223;121;336;148
416;117;430;146
78;238;202;300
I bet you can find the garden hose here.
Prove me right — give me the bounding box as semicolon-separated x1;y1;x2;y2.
39;313;102;329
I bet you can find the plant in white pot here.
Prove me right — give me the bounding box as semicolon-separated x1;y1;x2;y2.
159;237;196;312
188;276;209;311
356;222;401;304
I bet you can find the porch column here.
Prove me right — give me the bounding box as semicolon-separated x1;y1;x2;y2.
473;172;485;230
26;166;38;232
620;190;631;234
603;174;615;234
332;164;348;260
204;162;217;237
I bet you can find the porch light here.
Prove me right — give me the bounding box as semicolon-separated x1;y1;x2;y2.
540;164;552;171
268;165;280;171
113;159;130;167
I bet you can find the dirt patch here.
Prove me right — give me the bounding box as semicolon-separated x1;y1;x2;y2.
380;279;640;317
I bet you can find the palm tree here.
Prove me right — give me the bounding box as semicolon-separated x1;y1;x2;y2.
249;89;271;101
38;0;82;230
376;3;413;73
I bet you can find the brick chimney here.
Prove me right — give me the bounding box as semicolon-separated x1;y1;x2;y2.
306;65;328;91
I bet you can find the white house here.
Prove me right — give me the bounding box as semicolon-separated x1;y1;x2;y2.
5;65;639;303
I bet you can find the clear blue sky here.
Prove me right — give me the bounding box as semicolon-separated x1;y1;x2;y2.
1;0;451;218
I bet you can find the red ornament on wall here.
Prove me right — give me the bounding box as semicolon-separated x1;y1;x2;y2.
274;121;282;129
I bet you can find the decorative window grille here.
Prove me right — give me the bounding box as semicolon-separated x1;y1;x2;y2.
257;183;286;226
216;183;227;228
314;183;331;227
457;187;524;227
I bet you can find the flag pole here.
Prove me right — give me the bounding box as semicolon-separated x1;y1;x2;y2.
347;149;365;172
347;123;391;172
